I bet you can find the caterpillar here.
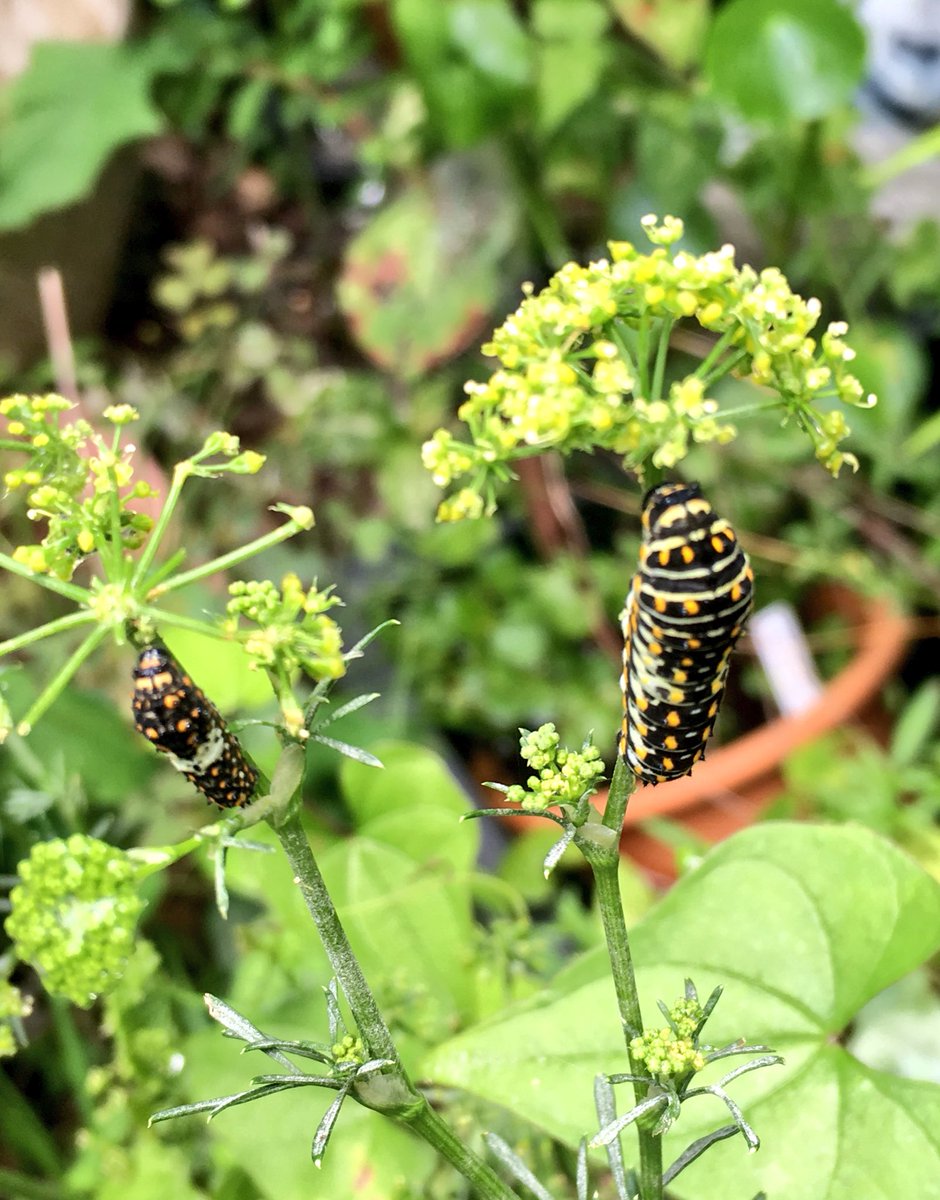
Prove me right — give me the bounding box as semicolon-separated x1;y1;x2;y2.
132;642;257;808
619;482;754;785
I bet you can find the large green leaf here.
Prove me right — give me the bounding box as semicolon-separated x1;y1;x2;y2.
704;0;865;124
0;42;161;231
319;836;478;1026
533;0;612;135
221;818;478;1038
340;740;480;874
421;823;940;1198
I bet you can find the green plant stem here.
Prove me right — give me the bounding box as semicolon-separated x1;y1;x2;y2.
693;327;741;381
130;461;188;589
712;396;785;421
601;753;635;832
410;1100;519;1200
148;513;309;598
636;313;651;397
698;347;748;390
272;810;401;1065
650;317;674;402
49;996;93;1125
16;625;109;735
580;757;663;1200
271;810;519;1199
504;135;572;269
0;610;96;658
0;552;89;604
136;607;243;642
860;122;940;188
592;859;663;1200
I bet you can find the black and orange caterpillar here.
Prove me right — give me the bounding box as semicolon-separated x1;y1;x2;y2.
132;642;257;808
619;482;754;785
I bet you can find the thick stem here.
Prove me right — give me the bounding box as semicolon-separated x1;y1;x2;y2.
271;810;521;1200
592;859;663;1200
272;810;402;1068
147;513;309;598
410;1100;520;1200
579;756;663;1200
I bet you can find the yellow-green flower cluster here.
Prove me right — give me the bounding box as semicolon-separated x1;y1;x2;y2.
423;216;875;518
630;1026;706;1084
0;978;33;1057
630;994;706;1083
1;395;156;579
505;723;605;811
617;376;737;470
4;836;145;1008
225;574;346;734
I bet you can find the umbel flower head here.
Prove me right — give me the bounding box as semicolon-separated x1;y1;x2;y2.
1;395;157;580
631;996;708;1085
4;835;145;1008
423;215;876;518
224;574;346;737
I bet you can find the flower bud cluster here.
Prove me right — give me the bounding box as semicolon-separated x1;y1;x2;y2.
4;836;145;1008
331;1034;364;1066
630;1026;705;1082
505;723;605;811
630;995;706;1083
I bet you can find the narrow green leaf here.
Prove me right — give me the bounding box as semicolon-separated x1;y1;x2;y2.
315;693;381;730
324;980;344;1045
311;1085;350;1165
576;1138;589;1200
311;734;384;767
890;681;940;768
483;1133;555;1200
594;1075;632;1199
149;1094;247;1125
662;1125;740;1185
204;995;299;1073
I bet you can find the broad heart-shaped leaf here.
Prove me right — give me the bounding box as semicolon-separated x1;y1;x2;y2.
0;42;161;231
421;823;940;1199
337;149;519;380
340;740;480;874
704;0;865;124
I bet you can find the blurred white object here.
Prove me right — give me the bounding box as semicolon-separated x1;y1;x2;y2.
0;0;131;82
749;601;825;718
855;0;940;231
858;0;940;123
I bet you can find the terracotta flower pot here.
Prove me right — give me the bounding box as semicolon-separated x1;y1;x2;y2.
481;586;911;884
